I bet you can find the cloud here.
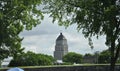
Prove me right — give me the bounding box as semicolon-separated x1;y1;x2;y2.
20;14;108;56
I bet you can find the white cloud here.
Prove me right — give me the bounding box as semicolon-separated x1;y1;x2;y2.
20;14;108;56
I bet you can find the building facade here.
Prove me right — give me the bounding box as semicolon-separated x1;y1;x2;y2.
54;33;68;60
83;55;97;63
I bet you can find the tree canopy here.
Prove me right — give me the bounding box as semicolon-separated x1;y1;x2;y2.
98;50;111;63
8;51;55;66
98;49;120;63
0;0;43;61
42;0;120;71
63;52;83;64
84;53;93;57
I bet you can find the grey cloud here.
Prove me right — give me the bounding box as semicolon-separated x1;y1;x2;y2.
20;14;65;36
20;14;107;55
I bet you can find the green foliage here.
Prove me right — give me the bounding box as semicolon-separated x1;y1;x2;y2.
116;59;120;63
8;51;55;67
63;52;83;64
42;0;120;46
84;53;93;57
98;49;120;64
61;62;72;65
0;49;9;60
42;0;120;71
0;0;43;63
98;50;111;63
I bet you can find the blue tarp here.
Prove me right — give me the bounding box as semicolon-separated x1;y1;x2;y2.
7;67;24;71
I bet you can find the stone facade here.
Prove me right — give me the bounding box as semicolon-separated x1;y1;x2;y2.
83;56;97;63
1;65;120;71
54;33;68;60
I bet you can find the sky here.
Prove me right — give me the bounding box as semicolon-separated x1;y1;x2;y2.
20;14;108;56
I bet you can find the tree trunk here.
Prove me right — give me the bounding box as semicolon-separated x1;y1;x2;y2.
110;46;120;71
110;36;115;71
0;60;1;67
110;57;115;71
110;23;120;71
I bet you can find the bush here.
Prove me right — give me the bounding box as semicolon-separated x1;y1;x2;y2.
63;52;83;64
8;51;55;67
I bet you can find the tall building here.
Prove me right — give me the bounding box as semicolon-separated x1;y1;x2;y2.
54;33;68;60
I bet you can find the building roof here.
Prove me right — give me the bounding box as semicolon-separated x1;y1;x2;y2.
56;33;66;40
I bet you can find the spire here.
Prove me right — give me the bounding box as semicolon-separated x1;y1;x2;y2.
56;33;66;40
60;30;63;35
60;32;62;35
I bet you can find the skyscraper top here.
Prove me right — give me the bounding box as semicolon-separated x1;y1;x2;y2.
56;33;66;40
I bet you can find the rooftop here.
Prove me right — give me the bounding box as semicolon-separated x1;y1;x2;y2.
56;33;66;40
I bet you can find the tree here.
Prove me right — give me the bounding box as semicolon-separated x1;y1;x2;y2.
63;52;83;64
98;50;111;63
9;51;38;66
8;51;55;66
37;54;56;65
84;53;93;57
42;54;56;63
0;49;9;67
98;49;120;64
0;0;43;63
42;0;120;71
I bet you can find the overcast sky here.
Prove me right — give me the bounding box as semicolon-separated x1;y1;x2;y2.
20;14;108;56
